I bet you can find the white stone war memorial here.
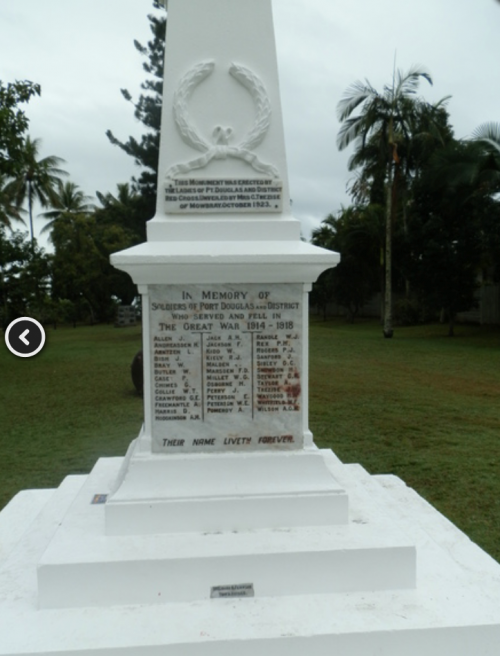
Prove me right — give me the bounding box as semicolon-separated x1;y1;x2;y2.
1;0;500;654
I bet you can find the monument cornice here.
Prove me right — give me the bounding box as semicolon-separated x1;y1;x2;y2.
111;240;339;285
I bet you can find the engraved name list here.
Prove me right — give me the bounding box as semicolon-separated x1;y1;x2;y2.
149;283;303;453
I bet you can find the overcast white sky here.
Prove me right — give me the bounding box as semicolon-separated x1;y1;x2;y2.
1;0;499;243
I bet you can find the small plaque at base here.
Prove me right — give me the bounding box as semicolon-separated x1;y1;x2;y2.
210;583;255;599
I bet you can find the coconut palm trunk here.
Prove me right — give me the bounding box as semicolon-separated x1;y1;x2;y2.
27;181;34;244
383;165;394;337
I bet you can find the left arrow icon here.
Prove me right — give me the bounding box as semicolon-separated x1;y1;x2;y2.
5;317;45;358
19;329;30;345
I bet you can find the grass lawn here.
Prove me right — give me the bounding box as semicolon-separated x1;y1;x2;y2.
1;318;499;561
1;324;143;510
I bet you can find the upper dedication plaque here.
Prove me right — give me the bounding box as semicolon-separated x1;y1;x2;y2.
165;178;283;213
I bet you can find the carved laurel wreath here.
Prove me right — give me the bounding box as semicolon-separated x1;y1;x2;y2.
165;61;279;180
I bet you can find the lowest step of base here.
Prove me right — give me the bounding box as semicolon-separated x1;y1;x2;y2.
1;448;500;655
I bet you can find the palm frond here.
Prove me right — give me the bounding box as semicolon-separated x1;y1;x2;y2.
433;95;452;110
394;65;433;97
472;122;500;154
0;179;27;228
336;80;378;122
337;116;365;150
347;138;383;171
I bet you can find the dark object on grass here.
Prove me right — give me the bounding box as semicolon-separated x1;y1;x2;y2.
131;350;143;396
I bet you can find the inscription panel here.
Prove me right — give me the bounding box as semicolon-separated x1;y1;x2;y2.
149;283;302;453
165;178;283;214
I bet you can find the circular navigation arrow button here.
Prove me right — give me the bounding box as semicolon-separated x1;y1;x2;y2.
5;317;46;358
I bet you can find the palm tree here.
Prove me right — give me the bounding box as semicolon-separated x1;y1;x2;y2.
8;136;67;244
337;65;434;337
40;180;94;239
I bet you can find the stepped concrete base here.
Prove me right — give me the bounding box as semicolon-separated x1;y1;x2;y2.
36;458;414;609
1;449;500;655
105;443;349;534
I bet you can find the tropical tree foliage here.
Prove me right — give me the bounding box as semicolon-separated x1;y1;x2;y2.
50;214;137;325
0;227;50;328
0;80;40;178
95;183;149;242
0;174;26;229
312;206;383;321
403;136;500;335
